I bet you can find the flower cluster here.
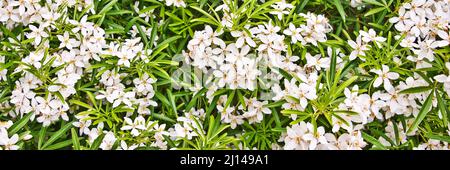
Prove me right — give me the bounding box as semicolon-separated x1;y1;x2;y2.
283;121;367;150
0;0;449;150
389;0;449;64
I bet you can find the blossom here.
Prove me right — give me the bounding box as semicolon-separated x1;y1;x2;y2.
231;28;257;48
121;116;146;136
305;53;330;70
0;6;20;22
22;50;44;69
0;0;449;151
434;63;450;96
164;0;186;7
371;65;399;91
283;23;304;44
57;32;80;49
99;132;117;150
270;0;294;20
119;141;139;150
303;123;328;150
27;24;49;45
73;118;92;136
0;128;20;150
348;35;369;60
389;6;415;32
133;73;157;95
283;122;309;150
359;29;386;47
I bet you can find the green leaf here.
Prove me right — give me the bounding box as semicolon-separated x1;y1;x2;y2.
281;110;309;115
329;48;337;84
333;0;346;22
90;133;106;150
399;86;432;94
428;134;450;143
85;91;98;108
8;112;34;135
363;0;385;6
70;99;93;109
42;122;74;149
190;6;219;25
71;128;81;150
98;0;118;15
38;126;47;150
152;113;176;123
364;7;386;17
264;100;286;108
44;139;73;150
407;91;434;134
333;76;358;99
296;0;310;13
185;88;207;112
436;91;448;127
361;132;387;150
224;90;235;109
333;110;359;115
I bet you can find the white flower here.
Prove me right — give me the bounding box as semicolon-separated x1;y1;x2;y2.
69;15;94;36
0;128;19;150
380;87;409;119
305;53;330;70
0;56;6;81
348;35;369;60
337;130;367;150
119;140;138;150
86;128;99;144
172;119;198;140
229;114;244;129
225;44;252;66
117;50;134;67
57;32;80;49
389;7;414;32
414;139;448;150
217;105;235;123
371;65;399;91
344;85;359;107
121;116;146;136
9;0;27;15
108;89;135;108
359;29;386;47
436;30;450;47
0;6;20;22
23;51;44;69
164;0;186;7
295;82;317;109
283;23;304;44
153;123;169;140
331;113;353;133
378;121;407;146
303;124;328;150
0;121;13;129
283;122;309;150
100;70;121;87
298;12;332;46
27;25;49;45
413;40;442;62
99;132;117;150
270;0;294;20
434;62;450;96
73;118;92;136
350;0;364;8
367;92;386;121
133;73;156;95
231;28;257;48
